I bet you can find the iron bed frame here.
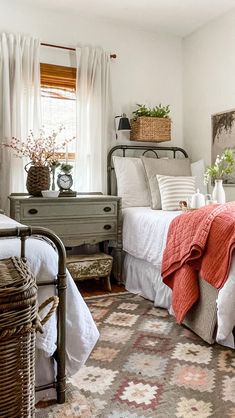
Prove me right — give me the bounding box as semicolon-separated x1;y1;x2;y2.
107;144;188;195
0;226;67;404
106;143;226;345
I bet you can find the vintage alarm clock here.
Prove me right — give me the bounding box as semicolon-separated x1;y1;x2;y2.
57;172;73;191
57;164;76;196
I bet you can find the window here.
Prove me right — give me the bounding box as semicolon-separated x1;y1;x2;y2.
40;63;77;161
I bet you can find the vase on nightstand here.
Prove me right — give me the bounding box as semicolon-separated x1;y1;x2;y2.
25;163;50;196
212;179;226;204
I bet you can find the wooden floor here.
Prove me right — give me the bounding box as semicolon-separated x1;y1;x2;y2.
76;277;126;297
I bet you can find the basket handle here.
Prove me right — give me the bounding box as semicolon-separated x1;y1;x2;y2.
24;161;32;173
37;296;59;330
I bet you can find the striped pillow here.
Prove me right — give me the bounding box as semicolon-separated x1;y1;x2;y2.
157;175;196;210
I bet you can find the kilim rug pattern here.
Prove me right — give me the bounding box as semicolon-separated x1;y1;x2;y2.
35;383;93;417
37;293;235;417
71;293;235;418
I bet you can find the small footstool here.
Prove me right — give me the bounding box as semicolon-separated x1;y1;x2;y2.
66;253;113;291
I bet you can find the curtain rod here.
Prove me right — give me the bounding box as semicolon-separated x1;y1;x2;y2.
41;42;117;59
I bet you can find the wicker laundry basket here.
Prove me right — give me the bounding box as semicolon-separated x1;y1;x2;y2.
0;257;58;418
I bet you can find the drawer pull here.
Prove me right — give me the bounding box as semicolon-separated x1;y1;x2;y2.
103;224;112;230
28;208;38;215
103;206;111;212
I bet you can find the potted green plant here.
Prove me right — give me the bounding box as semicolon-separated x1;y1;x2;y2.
60;163;73;174
130;103;171;142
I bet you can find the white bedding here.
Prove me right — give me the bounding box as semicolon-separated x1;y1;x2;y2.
0;215;99;381
124;253;172;309
123;207;235;348
123;207;181;267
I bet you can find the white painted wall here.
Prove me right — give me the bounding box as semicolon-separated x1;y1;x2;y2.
183;10;235;200
0;0;183;147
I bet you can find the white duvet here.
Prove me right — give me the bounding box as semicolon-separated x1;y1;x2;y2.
123;207;235;348
0;214;99;376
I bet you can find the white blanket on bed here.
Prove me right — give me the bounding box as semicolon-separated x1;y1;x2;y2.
0;214;99;375
123;207;180;267
122;207;235;348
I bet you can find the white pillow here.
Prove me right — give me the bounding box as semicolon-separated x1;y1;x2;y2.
157;175;196;211
112;156;150;208
141;156;192;209
191;159;208;195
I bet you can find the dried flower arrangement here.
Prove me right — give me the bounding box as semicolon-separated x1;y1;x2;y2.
3;126;74;167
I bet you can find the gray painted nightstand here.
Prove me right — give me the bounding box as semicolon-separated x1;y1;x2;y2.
9;194;122;283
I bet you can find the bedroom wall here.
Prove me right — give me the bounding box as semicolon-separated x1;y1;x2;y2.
0;0;183;147
183;9;235;200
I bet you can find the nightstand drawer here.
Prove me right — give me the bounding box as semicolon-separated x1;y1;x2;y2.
25;219;117;246
51;220;117;237
21;201;117;220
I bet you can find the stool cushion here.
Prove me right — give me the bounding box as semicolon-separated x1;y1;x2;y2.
67;253;113;281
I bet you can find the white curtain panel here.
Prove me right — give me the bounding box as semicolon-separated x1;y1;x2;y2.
0;33;41;212
75;46;112;193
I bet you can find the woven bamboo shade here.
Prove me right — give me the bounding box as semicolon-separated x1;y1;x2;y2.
40;63;76;91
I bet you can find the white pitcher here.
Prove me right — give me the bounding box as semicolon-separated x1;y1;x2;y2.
190;189;205;209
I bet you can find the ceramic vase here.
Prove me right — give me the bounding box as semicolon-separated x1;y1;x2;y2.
212;179;226;204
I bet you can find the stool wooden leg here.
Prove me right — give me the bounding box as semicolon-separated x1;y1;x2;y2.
107;275;112;292
101;275;111;292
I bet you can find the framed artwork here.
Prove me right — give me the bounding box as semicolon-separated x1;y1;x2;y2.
212;109;235;184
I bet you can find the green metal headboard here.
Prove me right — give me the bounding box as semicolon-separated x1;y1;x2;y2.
107;144;188;195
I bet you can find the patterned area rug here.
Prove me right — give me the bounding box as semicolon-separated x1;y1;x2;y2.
35;383;93;417
38;293;235;417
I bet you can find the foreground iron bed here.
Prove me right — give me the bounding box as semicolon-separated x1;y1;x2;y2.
0;226;67;404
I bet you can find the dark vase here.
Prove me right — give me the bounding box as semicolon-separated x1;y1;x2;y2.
25;164;50;196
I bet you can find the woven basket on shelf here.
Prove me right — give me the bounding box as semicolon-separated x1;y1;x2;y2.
0;257;58;418
25;165;50;197
130;116;171;142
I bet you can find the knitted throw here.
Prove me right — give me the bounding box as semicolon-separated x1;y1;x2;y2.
162;202;235;323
